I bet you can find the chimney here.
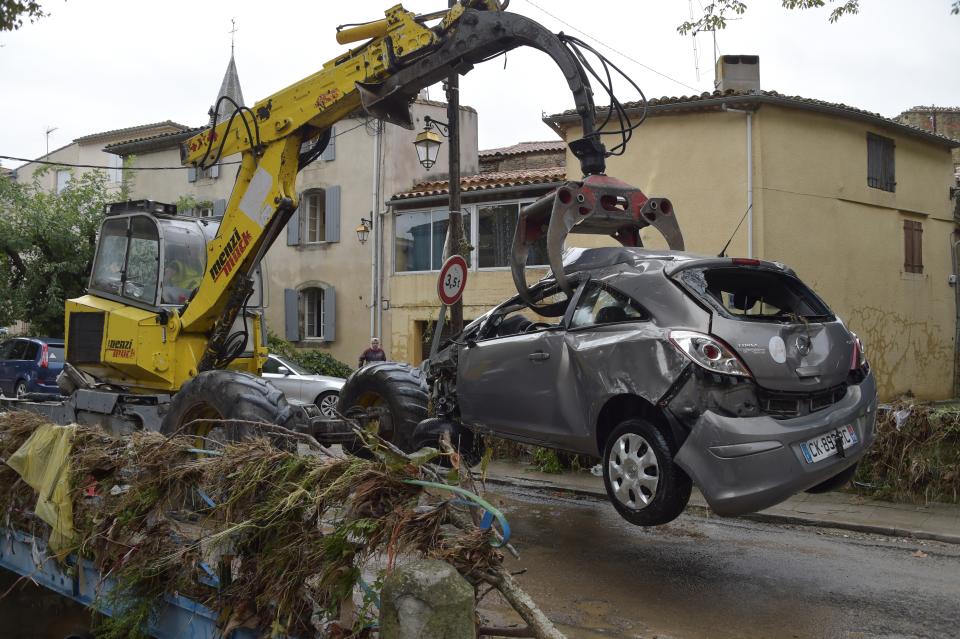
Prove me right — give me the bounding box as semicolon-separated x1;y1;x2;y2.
715;55;760;93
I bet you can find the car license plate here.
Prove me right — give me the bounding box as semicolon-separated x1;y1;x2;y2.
799;425;858;464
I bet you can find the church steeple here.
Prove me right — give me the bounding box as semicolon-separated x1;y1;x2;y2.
212;19;245;123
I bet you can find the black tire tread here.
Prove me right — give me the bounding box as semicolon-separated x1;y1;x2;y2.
338;362;429;454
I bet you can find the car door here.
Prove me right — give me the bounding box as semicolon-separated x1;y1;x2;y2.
457;283;588;449
0;340;14;396
262;355;304;402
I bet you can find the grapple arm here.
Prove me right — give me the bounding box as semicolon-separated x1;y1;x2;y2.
511;175;685;310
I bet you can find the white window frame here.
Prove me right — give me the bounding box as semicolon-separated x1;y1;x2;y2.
304;191;326;244
56;169;70;194
303;287;325;340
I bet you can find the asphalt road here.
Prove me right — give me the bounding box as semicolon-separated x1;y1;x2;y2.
479;485;960;639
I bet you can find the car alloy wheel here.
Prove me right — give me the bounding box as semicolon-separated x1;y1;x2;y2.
317;391;339;418
15;381;27;399
608;432;660;510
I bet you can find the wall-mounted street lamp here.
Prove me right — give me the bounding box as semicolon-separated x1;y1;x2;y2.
413;116;450;170
356;215;373;244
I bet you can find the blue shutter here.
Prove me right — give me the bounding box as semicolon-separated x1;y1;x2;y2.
321;126;336;161
210;163;220;179
287;200;301;245
325;185;340;243
284;288;300;341
322;285;336;342
187;167;197;183
213;198;226;217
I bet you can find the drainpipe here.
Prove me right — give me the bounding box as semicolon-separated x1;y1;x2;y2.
952;237;960;397
723;104;754;258
370;122;383;339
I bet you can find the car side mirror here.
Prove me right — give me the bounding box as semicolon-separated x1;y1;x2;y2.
277;366;290;376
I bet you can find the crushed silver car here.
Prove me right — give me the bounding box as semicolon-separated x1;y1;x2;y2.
340;175;877;526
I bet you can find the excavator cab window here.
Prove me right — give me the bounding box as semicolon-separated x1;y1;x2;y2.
89;214;160;307
160;220;207;306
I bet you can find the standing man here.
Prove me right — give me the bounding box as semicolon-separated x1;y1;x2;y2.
358;337;387;368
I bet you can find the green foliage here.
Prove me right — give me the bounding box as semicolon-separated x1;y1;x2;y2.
175;194;213;216
0;0;50;31
0;168;111;336
532;447;564;474
267;332;353;378
678;1;956;35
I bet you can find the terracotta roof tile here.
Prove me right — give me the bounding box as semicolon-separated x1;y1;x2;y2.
74;120;189;143
479;140;566;157
392;166;565;200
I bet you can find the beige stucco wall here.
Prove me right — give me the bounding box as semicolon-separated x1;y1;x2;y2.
560;105;958;400
262;101;479;367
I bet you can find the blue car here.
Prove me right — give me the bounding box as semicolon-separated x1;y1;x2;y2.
0;337;65;398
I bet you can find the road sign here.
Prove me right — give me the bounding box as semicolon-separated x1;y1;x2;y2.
437;255;468;306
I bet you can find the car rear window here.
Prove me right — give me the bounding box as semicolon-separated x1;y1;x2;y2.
48;346;65;362
680;266;833;321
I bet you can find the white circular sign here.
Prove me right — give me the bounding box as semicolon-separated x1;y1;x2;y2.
769;335;787;364
437;255;468;305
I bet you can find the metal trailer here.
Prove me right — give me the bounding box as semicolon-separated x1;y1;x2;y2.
0;526;258;639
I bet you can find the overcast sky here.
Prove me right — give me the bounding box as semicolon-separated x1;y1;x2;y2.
1;0;957;170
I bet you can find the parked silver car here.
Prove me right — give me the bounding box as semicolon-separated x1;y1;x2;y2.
262;354;343;418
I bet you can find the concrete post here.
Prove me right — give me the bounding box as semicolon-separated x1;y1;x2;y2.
379;559;475;639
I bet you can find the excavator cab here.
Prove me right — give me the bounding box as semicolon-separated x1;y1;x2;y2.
87;201;211;310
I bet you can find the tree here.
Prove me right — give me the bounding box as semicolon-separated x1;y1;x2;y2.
678;0;959;35
0;168;111;336
0;0;54;32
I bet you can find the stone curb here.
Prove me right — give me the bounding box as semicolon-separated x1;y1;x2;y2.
483;473;960;546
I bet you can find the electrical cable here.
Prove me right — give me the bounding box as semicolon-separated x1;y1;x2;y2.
522;0;700;93
2;121;369;172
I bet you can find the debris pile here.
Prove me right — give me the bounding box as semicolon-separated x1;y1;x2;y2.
0;411;561;638
857;401;960;504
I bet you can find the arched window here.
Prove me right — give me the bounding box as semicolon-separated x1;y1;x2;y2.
302;286;324;339
283;283;336;342
303;190;326;243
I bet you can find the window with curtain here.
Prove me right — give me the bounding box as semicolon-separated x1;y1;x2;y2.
477;202;548;268
302;287;325;339
304;191;326;243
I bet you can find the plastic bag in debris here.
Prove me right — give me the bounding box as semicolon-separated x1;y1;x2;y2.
893;408;912;431
6;423;76;555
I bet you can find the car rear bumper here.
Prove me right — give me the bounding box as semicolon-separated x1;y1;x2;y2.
674;373;878;517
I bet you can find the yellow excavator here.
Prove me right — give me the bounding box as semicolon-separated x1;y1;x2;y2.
14;0;681;444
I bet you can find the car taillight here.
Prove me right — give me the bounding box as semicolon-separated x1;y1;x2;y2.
850;333;867;371
40;343;49;368
669;330;753;378
732;258;761;266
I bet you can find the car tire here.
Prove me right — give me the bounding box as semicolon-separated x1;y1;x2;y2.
160;370;296;445
315;390;340;419
15;380;27;399
602;418;692;526
805;461;859;494
338;362;428;457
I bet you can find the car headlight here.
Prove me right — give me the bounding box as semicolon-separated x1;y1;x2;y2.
669;330;752;378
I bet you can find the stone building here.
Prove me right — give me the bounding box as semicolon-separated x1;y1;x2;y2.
897;106;960;176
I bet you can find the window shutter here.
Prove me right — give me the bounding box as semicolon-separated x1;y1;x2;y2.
187;167;197;183
284;288;300;341
903;220;913;271
325;185;341;242
913;222;923;272
213;198;226;217
884;140;896;191
322;285;336;341
321;126;336;161
287;200;301;245
210;163;220;179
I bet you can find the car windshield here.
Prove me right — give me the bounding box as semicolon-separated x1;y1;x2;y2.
275;356;308;375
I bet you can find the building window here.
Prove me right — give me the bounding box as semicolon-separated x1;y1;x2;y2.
198;206;214;218
867;133;895;192
395;209;471;272
108;154;123;183
903;219;923;274
303;287;325;339
56;169;70;194
477;202;547;268
304;191;326;243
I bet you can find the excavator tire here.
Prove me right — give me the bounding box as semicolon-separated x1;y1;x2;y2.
160;370;296;445
338;362;429;457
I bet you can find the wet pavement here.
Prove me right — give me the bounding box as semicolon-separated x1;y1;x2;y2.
478;485;960;639
0;570;91;638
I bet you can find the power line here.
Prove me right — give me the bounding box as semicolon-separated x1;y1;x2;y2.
2;120;370;172
522;0;701;93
